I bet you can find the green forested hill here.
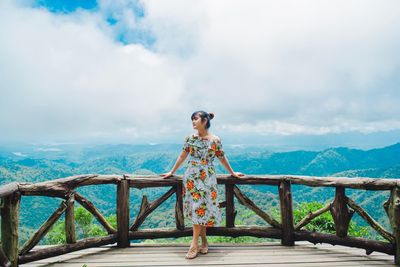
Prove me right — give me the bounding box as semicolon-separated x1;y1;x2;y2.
0;142;399;244
2;142;400;180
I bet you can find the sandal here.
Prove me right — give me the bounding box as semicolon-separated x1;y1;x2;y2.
198;243;208;254
185;245;198;259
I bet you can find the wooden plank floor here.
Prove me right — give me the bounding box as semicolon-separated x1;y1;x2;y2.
21;242;396;267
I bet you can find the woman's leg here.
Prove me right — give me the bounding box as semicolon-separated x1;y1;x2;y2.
200;225;207;247
186;224;201;259
191;224;201;248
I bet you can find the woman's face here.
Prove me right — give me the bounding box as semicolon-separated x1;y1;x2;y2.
192;114;206;130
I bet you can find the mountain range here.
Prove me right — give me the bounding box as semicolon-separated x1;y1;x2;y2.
0;141;399;244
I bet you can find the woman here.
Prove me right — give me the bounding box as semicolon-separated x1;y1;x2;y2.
160;110;245;259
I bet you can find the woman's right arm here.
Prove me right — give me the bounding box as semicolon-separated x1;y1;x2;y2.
160;150;189;178
171;150;189;174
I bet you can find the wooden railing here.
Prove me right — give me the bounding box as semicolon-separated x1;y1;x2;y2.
0;174;400;266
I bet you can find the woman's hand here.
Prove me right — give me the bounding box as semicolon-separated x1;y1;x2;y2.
230;172;245;178
160;171;174;179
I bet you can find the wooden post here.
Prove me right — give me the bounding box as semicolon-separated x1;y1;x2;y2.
0;245;11;267
387;186;400;265
279;180;294;246
175;184;185;230
117;177;130;247
1;192;20;267
225;184;235;228
330;187;354;238
65;193;76;244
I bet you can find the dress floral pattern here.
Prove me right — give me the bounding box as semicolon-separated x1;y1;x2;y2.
181;133;225;227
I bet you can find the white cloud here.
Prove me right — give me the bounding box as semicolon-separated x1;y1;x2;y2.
1;0;400;144
0;0;187;143
142;0;400;131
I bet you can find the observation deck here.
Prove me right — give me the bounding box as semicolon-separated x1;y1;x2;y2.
0;174;399;266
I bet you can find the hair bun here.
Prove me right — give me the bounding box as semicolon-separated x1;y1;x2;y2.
208;112;215;120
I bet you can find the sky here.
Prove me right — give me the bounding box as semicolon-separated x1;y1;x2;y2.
1;0;400;149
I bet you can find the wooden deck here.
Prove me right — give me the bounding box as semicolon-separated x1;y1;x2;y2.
21;242;396;267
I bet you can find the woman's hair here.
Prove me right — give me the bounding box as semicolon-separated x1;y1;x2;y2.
191;110;214;129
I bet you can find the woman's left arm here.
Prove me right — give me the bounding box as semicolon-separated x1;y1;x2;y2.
218;155;245;178
218;155;235;175
214;137;245;178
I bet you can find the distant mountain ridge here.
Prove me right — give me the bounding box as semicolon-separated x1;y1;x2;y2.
1;142;400;184
1;142;399;244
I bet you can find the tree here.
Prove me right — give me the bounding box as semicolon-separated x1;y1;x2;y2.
46;206;116;244
273;201;371;238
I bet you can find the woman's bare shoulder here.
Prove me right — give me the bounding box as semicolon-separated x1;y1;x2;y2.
210;134;221;142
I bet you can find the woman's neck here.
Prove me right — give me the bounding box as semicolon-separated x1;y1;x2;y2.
196;130;209;137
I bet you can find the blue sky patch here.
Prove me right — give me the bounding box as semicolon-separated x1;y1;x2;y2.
30;0;156;48
33;0;98;13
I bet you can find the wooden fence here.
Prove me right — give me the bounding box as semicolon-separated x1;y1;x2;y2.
0;174;399;266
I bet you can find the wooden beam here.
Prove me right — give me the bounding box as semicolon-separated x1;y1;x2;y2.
7;174;400;199
130;187;175;231
0;182;19;198
346;197;394;243
129;226;282;239
143;174;399;190
18;175;121;197
74;192;116;234
218;201;226;208
330;187;354;238
127;177;180;189
295;202;331;231
19;190;66;198
65;193;76;244
18;234;117;264
233;185;281;229
19;201;67;255
225;184;235;228
0;245;11;267
117;177;130;248
387;186;400;265
279;180;294;246
175;184;184;230
384;197;390;217
283;175;399;190
295;230;394;255
1;192;20;267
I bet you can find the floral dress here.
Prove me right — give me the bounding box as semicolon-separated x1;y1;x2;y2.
181;133;225;227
